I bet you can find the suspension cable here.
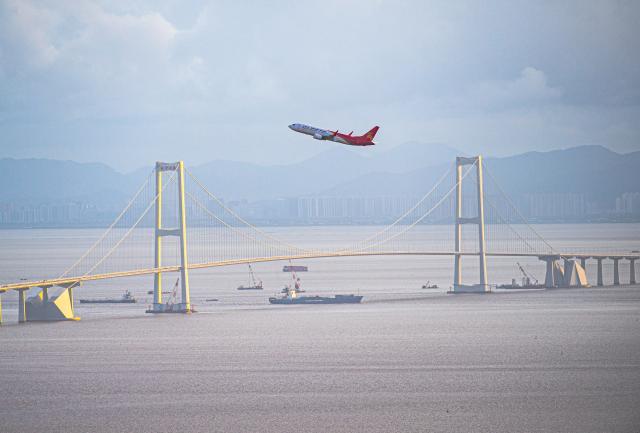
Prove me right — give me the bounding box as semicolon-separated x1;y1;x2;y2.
58;169;154;278
352;160;477;252
336;163;453;252
483;193;537;252
81;171;177;278
483;163;555;253
186;169;310;252
186;191;309;255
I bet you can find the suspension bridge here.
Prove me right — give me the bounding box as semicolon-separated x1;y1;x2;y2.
0;156;637;323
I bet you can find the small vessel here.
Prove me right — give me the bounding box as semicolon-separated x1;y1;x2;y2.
269;273;362;305
79;290;137;304
145;278;197;313
283;265;308;272
205;298;219;302
237;264;264;290
421;281;438;289
498;278;544;290
147;290;171;295
499;263;544;289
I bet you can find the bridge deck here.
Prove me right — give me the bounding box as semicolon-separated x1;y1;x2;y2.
1;250;638;293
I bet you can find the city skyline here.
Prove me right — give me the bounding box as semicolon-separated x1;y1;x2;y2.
1;143;638;227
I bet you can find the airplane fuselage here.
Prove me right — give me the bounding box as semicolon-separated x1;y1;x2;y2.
288;123;378;146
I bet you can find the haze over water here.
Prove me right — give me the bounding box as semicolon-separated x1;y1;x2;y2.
1;223;638;308
1;224;640;432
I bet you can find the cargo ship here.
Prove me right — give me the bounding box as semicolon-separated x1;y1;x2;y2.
268;274;362;305
237;264;264;290
269;292;362;304
79;290;137;304
283;265;308;272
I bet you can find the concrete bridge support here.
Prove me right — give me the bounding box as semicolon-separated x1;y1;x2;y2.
18;289;27;323
541;255;560;288
25;284;79;322
596;258;603;286
580;257;587;270
612;258;620;286
629;258;636;285
564;258;571;276
545;258;555;287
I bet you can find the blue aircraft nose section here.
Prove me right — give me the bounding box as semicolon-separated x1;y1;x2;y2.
288;124;296;130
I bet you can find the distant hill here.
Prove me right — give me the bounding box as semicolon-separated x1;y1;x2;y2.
0;158;140;205
485;146;640;200
1;145;638;208
322;146;640;206
182;142;461;200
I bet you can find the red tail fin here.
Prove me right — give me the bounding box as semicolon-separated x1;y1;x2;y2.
363;126;379;141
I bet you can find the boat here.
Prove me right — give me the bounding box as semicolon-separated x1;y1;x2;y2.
498;277;544;290
268;274;362;305
205;298;219;302
269;293;363;304
281;286;305;293
421;281;438;289
237;264;264;290
79;290;137;304
145;278;197;313
283;265;308;272
499;263;544;289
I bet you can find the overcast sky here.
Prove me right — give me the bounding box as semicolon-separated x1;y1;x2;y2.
0;0;639;171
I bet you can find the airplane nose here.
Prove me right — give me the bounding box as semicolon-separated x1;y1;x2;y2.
288;124;295;130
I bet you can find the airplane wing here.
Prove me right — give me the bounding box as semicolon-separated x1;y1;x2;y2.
313;130;333;140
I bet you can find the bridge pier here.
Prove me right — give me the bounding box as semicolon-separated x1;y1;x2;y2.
18;289;27;323
563;257;571;276
612;258;620;286
580;257;587;270
545;258;555;287
629;258;636;285
540;255;560;288
596;258;603;286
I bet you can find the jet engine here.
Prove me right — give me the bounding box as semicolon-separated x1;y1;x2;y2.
313;133;324;140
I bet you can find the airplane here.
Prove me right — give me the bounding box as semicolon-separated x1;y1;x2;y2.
288;123;379;146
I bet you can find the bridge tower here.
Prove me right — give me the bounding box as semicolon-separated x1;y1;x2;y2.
150;161;192;313
453;156;489;293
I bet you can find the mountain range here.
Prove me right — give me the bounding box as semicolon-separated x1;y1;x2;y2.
1;144;638;207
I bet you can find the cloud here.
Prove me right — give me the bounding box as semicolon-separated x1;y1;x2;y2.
469;67;563;110
1;0;60;68
0;0;639;169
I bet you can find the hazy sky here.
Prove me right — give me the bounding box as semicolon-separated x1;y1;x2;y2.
1;0;639;171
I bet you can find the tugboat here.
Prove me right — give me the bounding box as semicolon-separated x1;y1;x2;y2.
79;290;137;304
268;273;362;305
237;264;264;290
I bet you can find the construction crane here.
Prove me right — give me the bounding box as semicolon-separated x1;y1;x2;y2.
516;262;538;286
